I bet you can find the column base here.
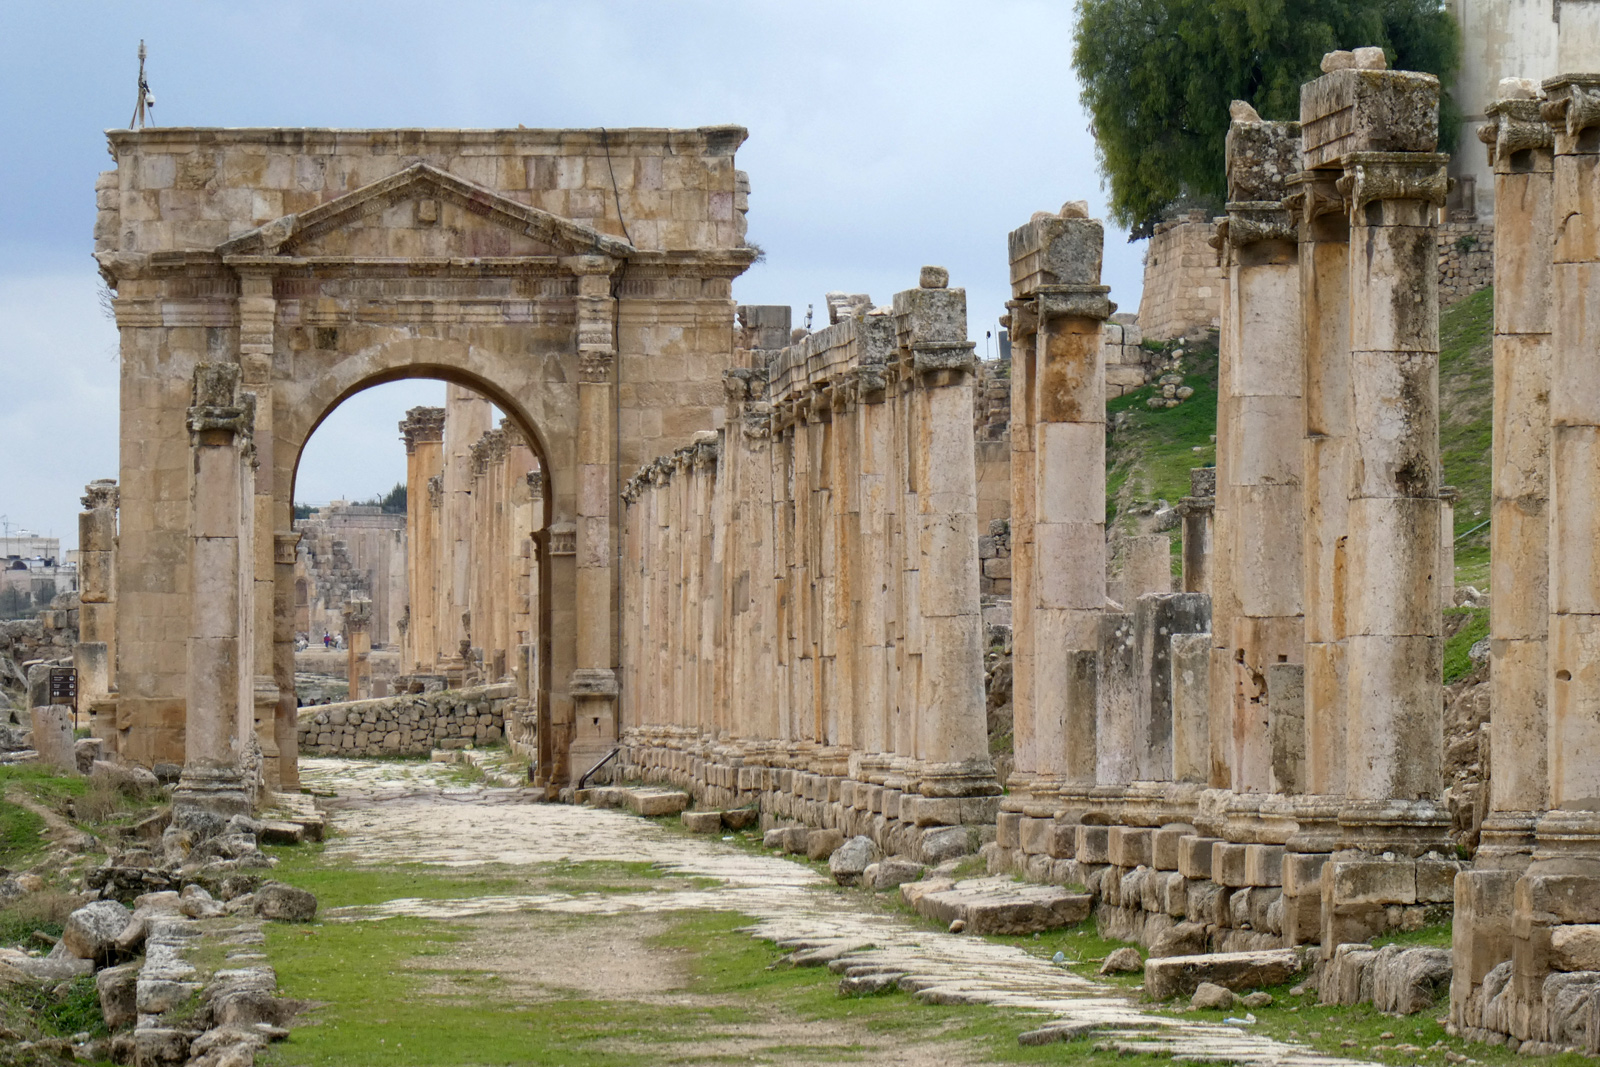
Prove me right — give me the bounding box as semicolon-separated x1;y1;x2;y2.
1336;797;1452;855
1477;811;1541;868
918;759;1002;798
172;761;252;823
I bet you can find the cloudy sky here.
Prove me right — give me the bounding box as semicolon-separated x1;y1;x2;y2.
0;1;1147;551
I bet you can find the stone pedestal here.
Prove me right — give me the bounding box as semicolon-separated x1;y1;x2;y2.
1178;468;1214;595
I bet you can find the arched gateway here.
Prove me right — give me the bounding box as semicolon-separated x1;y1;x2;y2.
94;126;755;806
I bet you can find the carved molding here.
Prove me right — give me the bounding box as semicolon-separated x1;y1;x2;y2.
1338;152;1450;214
1033;284;1113;323
911;342;978;377
1225;201;1297;246
1543;79;1600;140
1480;98;1554;167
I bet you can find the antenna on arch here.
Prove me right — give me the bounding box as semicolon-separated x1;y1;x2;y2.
129;40;154;130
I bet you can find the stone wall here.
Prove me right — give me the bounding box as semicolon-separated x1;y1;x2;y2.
295;683;514;757
1135;213;1225;343
1437;221;1495;307
1103;316;1153;398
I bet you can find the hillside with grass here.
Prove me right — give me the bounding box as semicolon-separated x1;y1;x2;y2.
1103;287;1496;591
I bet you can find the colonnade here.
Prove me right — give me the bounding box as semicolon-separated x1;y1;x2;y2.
1451;73;1600;1049
617;270;1000;860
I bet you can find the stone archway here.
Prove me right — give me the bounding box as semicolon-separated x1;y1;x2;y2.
95;126;755;804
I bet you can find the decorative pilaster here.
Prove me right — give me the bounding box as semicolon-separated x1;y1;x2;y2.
76;480;119;745
272;530;300;791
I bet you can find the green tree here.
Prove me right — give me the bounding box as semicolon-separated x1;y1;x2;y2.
1073;0;1460;236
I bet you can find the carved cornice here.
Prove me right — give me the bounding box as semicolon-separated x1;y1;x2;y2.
1283;170;1347;226
187;362;248;438
911;342;977;377
1032;284;1113;323
1479;98;1554;168
1541;76;1600;140
273;531;302;565
1225;200;1297;246
1337;152;1450;214
80;479;119;512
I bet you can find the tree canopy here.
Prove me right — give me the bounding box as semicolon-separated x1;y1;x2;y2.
1072;0;1460;236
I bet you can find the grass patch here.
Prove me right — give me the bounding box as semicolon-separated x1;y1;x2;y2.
1439;286;1494;555
1442;606;1489;685
1373;921;1453;950
0;974;108;1044
1230;976;1589;1067
1105;341;1219;536
0;888;80;949
262;844;530;909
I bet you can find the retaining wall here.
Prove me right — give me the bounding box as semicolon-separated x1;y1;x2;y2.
296;684;515;757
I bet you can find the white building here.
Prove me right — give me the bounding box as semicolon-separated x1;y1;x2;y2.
1447;0;1600;220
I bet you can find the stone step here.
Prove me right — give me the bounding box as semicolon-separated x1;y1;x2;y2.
905;876;1092;935
577;786;690;817
1143;948;1308;1001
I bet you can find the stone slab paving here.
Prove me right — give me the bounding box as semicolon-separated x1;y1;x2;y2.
300;758;1379;1066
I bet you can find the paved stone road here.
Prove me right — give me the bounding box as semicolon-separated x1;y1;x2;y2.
300;758;1379;1066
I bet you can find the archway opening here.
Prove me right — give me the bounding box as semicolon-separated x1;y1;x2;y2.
289;376;548;765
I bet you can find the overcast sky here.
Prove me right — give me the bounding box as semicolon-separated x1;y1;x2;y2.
0;1;1147;551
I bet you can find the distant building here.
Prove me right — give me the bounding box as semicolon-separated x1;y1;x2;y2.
1446;0;1600;220
0;532;77;615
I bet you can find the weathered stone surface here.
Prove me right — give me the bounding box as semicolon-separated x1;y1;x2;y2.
1191;981;1237;1010
253;883;317;923
681;810;722;834
1100;946;1143;974
96;961;139;1030
910;878;1091;935
806;829;844;861
829;836;879;886
869;859;927;891
1144;949;1307;1001
1370;944;1451;1014
61;900;132;961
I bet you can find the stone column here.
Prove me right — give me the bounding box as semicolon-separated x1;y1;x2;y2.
76;479;118;744
401;408;445;673
1542;74;1600;830
899;267;998;799
1298;56;1452;947
1217;110;1305;799
272;531;300;791
1006;207;1111;811
852;329;895;764
344;599;372;701
567;256;621;780
1178;468;1214;594
1449;78;1556;1036
173;362;251;818
1289;163;1353;825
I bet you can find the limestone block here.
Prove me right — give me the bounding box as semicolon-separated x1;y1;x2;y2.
1076;825;1110;864
1047;818;1077;859
1329;857;1416;908
1018;816;1055;856
1299;69;1440;168
1170;633;1211;784
1349;345;1441;498
682;811;722;833
1454;868;1517;989
1345;497;1442;636
1228;396;1304;484
1244;844;1285;887
1282;852;1330;897
1548;926;1600;972
1343;634;1443;801
1552;428;1600;616
1266;662;1305;794
996;811;1022;850
1214;843;1249;887
1283;888;1323;946
1144;948;1307;1001
1178;835;1220;880
1108;827;1154;869
1151;824;1195;871
1415;857;1462;903
29;706;75;773
1230;486;1305;618
1516;873;1600;927
1036;422;1106;525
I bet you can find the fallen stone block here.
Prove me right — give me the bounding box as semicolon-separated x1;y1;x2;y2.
829;835;879;886
257;821;304;846
253;883;318;922
1143;948;1307;1001
721;808;758;831
681;811;723;834
624;789;690;817
61;899;132;961
134;1028;192;1066
870;858;927;890
1191;981;1236;1010
96;961;139;1029
806;829;845;861
761;828;786;849
910;877;1091;935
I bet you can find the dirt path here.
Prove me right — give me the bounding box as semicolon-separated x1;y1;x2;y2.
279;757;1379;1067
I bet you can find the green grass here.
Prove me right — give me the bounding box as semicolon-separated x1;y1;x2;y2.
1439;287;1494;546
1443;606;1489;685
0;764;93;867
1105;341;1219;536
1373;921;1453;950
0;974;109;1043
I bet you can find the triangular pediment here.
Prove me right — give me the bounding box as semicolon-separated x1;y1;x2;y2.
217;162;633;260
